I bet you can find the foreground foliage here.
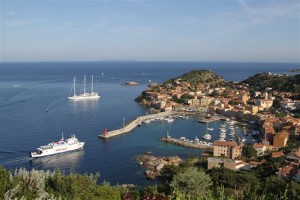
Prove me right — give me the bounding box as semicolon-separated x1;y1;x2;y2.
1;160;300;200
0;167;120;200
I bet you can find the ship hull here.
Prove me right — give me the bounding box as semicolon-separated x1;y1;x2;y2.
30;142;85;158
68;95;100;100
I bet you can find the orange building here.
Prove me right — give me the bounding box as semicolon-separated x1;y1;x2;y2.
273;131;289;147
213;141;242;159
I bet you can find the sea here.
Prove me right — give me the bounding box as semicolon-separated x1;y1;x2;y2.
0;61;299;186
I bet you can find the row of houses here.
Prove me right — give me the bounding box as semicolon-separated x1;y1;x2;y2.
208;146;300;182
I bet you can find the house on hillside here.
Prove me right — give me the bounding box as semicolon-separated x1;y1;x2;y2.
273;131;289;148
207;157;236;170
253;143;267;156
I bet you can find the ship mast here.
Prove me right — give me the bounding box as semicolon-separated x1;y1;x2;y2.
91;75;94;93
83;75;86;94
73;77;76;96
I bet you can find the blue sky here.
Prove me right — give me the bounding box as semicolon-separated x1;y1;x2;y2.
1;0;299;62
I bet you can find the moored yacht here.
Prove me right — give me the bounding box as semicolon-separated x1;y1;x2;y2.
202;133;212;140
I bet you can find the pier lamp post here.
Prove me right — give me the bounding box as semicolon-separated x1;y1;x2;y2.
123;117;125;128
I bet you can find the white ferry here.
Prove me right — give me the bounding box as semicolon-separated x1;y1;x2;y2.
30;134;85;158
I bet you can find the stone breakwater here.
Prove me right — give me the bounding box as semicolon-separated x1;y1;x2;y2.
136;154;182;179
98;111;175;138
160;137;213;151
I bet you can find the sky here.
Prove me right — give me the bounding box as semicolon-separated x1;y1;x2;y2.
0;0;299;62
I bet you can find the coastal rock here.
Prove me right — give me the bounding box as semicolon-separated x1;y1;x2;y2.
136;154;182;179
124;81;138;85
156;163;165;171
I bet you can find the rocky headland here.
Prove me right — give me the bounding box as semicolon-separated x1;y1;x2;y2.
136;154;182;179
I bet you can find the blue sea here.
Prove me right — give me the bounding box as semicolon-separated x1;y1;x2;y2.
0;61;298;186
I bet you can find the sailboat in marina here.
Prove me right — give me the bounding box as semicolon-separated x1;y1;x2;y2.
202;123;212;140
68;75;100;100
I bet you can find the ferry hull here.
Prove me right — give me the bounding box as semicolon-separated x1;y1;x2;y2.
30;142;85;158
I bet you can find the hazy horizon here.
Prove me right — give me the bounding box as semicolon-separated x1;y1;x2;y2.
0;60;300;64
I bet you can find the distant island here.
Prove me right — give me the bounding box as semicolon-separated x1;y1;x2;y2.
289;68;300;73
124;81;138;85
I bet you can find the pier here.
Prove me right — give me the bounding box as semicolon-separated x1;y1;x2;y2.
198;116;221;123
98;111;175;139
160;137;213;151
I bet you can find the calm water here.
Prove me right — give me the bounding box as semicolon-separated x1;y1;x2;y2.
0;61;298;186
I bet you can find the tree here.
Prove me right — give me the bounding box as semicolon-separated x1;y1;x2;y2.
242;145;257;160
170;167;212;199
172;95;181;103
180;93;194;100
0;166;12;198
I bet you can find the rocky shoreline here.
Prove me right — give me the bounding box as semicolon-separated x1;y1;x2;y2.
136;153;182;179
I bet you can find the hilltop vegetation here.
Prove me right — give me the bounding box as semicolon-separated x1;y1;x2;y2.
163;70;230;88
241;72;300;93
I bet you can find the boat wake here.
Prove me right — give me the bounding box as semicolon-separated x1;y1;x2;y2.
45;96;62;111
0;156;31;165
0;150;29;154
0;100;28;108
13;79;64;87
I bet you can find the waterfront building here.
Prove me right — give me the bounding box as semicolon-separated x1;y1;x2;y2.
200;96;213;107
213;141;242;159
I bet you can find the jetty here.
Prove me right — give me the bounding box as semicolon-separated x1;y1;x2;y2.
98;111;174;139
160;137;213;151
198;116;220;123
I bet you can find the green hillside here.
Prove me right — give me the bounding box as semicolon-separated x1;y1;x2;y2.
241;72;300;93
163;70;230;88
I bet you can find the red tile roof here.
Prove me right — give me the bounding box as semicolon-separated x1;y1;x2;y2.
272;151;285;158
213;141;237;147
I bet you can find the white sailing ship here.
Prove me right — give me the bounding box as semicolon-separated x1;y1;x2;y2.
202;123;212;140
30;134;85;158
68;75;100;100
